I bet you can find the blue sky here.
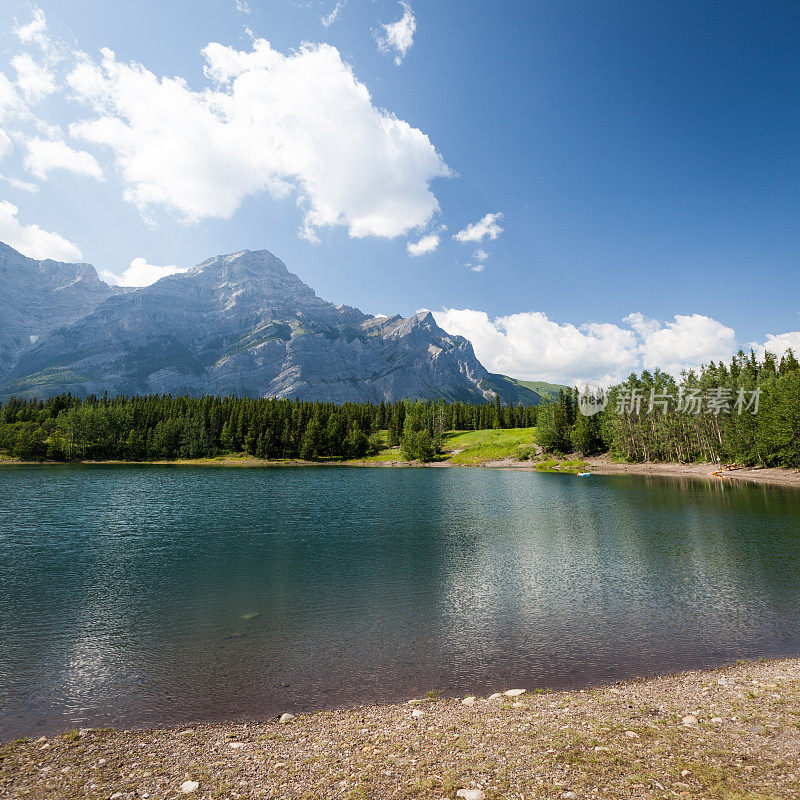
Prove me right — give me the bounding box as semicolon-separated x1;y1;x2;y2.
0;0;798;384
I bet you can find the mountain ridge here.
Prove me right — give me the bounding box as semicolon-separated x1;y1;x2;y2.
0;244;543;405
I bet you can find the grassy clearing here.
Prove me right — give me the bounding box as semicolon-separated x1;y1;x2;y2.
442;428;537;464
534;457;590;474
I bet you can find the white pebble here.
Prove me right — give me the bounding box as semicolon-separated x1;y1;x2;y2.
411;709;424;718
487;692;503;701
682;715;698;726
279;713;296;724
456;790;485;800
504;688;526;697
180;781;199;794
461;696;477;706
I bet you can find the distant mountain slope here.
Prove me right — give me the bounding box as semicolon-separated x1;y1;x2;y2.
0;242;119;383
479;374;544;405
510;379;573;399
0;246;544;404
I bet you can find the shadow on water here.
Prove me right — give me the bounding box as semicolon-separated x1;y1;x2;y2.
1;464;799;736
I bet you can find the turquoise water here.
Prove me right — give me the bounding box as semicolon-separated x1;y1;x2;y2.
1;465;799;738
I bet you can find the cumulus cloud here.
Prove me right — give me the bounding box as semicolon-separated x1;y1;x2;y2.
23;137;104;180
434;309;750;386
0;200;81;261
234;0;251;13
322;0;347;27
406;232;439;256
100;256;189;287
750;331;800;360
633;313;736;376
465;262;484;272
375;2;416;65
472;248;488;262
453;211;503;243
66;40;450;238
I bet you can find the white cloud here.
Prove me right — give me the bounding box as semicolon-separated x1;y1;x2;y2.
0;200;81;261
234;0;251;13
100;256;189;287
454;211;503;243
23;137;104;180
0;174;39;192
14;7;51;52
375;2;416;66
635;313;736;376
67;40;450;238
406;232;439;256
750;331;800;360
434;309;749;386
465;262;484;272
0;72;25;122
322;0;347;27
0;130;12;160
12;53;55;102
472;248;488;262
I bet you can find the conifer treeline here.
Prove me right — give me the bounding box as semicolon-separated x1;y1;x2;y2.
0;393;537;462
535;349;800;467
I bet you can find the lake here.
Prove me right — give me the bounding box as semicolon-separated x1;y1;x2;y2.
1;464;799;739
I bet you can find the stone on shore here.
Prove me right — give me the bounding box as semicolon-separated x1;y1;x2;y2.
504;688;526;697
279;713;296;724
180;780;199;793
456;789;485;800
461;696;477;706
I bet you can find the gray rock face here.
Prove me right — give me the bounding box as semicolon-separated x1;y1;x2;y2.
0;246;541;404
0;242;118;382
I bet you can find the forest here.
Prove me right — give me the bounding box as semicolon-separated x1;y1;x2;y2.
536;349;800;468
0;393;536;463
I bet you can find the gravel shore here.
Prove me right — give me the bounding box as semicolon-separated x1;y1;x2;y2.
3;658;799;799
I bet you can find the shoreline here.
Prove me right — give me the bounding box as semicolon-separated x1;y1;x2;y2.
3;656;799;798
3;452;800;489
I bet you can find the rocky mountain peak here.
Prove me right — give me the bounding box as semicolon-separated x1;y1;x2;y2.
0;240;543;405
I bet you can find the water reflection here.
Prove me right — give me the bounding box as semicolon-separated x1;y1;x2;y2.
0;465;799;737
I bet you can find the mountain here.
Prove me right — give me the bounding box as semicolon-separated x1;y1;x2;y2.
0;242;119;382
502;378;572;400
0;246;543;405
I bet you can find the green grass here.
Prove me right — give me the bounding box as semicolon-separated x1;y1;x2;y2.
357;446;404;463
534;457;589;474
442;428;537;464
